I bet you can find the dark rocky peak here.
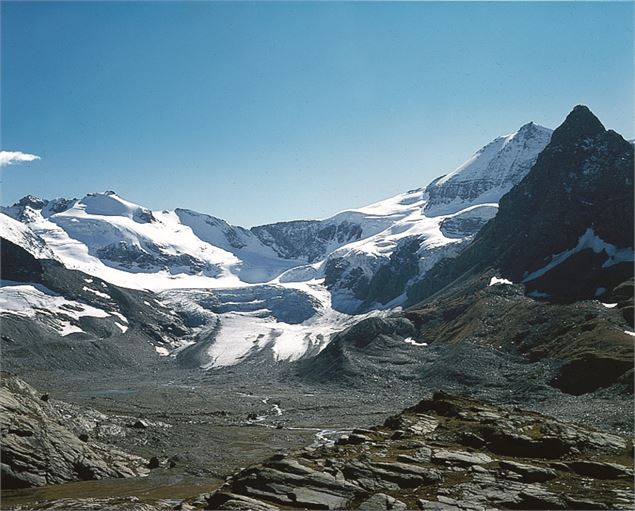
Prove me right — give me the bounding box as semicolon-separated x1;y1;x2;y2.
44;197;75;215
3;195;75;221
549;105;606;146
17;195;47;209
407;106;633;305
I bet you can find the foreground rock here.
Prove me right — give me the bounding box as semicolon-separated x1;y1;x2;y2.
197;393;634;510
0;372;149;488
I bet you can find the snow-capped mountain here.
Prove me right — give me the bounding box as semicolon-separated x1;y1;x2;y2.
408;105;634;305
425;122;552;216
1;192;305;290
1;120;554;367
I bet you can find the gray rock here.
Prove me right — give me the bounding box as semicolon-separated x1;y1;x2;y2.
516;486;566;509
566;461;633;480
396;454;423;464
358;493;407;510
291;486;352;509
205;491;279;510
416;499;458;510
432;450;492;466
499;460;557;482
0;373;148;489
339;433;372;445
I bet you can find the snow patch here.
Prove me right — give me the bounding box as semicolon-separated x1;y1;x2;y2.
110;310;128;323
0;281;111;336
82;286;111;299
523;228;634;283
403;337;428;347
489;276;513;286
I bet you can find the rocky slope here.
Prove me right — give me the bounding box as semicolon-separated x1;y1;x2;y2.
1;373;150;489
1;215;191;370
298;270;634;398
196;392;634;510
408;105;634;305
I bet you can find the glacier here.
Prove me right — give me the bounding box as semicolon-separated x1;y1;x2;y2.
0;122;552;367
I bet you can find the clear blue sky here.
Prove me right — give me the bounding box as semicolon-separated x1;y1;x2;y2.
2;1;633;227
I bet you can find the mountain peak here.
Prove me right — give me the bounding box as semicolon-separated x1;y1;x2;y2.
515;121;552;140
424;121;552;216
17;195;47;209
550;105;605;146
77;191;156;223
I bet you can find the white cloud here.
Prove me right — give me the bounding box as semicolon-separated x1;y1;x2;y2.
0;151;41;167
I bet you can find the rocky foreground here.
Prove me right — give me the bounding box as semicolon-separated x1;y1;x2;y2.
0;372;150;489
196;392;634;511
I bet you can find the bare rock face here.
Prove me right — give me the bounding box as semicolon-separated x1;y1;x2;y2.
409;105;634;306
196;393;634;510
0;372;149;489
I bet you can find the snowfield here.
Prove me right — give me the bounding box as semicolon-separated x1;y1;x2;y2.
0;281;112;337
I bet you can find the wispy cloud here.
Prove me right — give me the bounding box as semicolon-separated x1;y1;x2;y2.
0;151;41;167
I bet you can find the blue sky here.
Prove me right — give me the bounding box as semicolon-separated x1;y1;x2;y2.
2;1;633;227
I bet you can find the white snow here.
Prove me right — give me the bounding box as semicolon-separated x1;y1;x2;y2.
272;404;283;416
0;123;553;299
155;346;170;356
0;122;576;366
403;337;428;347
425;123;552;216
624;331;635;337
203;304;371;368
114;322;128;333
82;286;111;299
489;276;513;286
161;281;384;368
602;303;618;308
0;213;55;259
523;228;634;283
110;310;128;323
58;322;84;336
0;281;111;336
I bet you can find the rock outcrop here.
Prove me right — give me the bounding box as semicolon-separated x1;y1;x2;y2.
0;373;149;488
195;393;634;510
